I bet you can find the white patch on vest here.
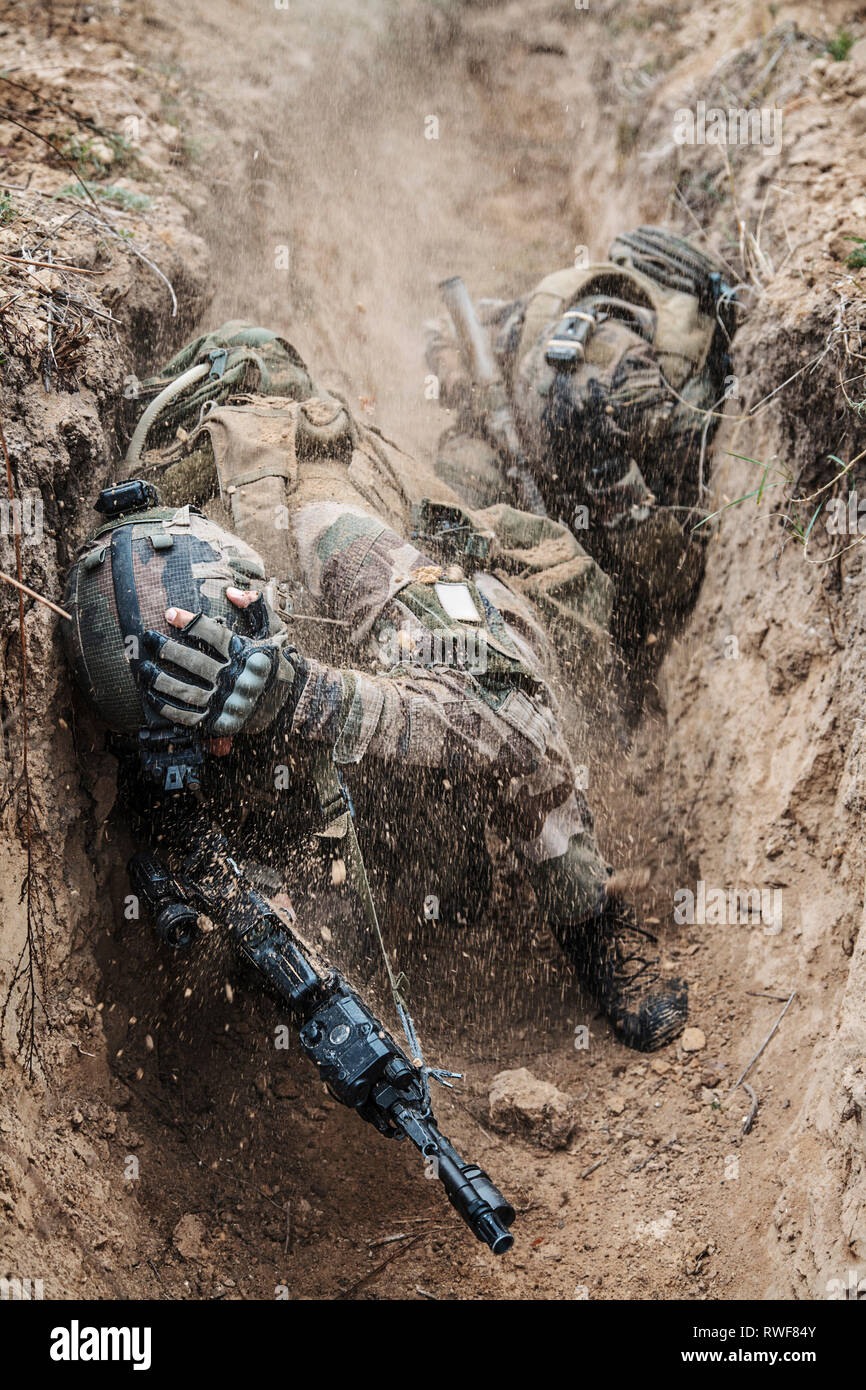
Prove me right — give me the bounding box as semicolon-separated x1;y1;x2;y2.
434;581;480;623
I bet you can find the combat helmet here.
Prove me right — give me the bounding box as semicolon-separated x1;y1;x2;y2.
63;478;285;788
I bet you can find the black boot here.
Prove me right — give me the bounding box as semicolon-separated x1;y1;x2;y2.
555;896;688;1051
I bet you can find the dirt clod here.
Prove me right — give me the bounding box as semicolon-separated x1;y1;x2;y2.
172;1214;208;1262
488;1067;577;1150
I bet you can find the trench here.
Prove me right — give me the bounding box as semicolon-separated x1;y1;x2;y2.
4;0;863;1302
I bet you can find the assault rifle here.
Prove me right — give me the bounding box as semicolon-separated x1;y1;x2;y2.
128;819;515;1255
439;275;548;518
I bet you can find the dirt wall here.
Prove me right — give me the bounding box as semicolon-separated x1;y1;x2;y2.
3;0;866;1302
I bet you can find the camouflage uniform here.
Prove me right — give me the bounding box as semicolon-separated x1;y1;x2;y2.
132;386;612;924
63;320;690;1047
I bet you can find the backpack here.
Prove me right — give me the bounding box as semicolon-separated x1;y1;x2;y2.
127;321;315;463
512;227;736;503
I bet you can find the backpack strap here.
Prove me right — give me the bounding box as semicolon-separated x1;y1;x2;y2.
189;399;303;578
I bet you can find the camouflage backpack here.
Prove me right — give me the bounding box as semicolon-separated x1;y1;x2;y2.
511;226;736;501
127;321;315;464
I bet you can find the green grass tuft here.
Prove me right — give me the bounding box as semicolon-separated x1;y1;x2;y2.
59;182;151;211
845;235;866;270
827;28;855;61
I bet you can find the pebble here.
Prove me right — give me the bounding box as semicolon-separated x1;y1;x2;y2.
173;1214;208;1261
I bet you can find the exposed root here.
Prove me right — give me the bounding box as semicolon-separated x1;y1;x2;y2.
0;411;53;1076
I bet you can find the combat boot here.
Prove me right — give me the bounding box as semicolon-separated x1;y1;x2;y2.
557;896;688;1051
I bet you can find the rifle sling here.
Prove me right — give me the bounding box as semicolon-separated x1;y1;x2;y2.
313;750;410;1019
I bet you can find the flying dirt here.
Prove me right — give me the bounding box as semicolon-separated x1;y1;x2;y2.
1;0;866;1326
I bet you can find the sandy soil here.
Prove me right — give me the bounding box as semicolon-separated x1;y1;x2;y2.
2;0;866;1301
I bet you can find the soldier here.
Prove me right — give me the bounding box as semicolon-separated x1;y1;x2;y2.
426;227;737;651
63;321;687;1051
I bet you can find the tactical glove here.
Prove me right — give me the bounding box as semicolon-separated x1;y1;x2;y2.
138;597;292;737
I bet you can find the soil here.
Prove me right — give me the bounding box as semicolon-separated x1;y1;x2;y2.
2;0;866;1301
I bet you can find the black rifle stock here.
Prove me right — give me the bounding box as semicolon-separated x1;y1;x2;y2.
439;275;548;518
128;824;515;1255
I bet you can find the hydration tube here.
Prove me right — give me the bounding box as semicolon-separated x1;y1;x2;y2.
124;360;211;467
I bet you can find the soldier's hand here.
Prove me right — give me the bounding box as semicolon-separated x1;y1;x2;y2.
137;587;281;745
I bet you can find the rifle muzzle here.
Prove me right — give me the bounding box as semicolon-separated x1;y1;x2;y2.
475;1210;514;1256
427;1128;516;1253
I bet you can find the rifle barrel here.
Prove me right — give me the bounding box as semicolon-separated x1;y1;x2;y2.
439;275;500;387
136;826;517;1254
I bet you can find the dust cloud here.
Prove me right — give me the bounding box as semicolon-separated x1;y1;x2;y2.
165;0;640;456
